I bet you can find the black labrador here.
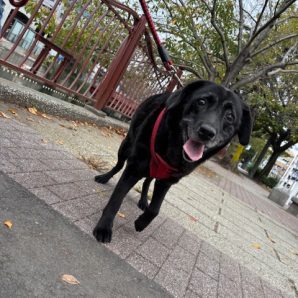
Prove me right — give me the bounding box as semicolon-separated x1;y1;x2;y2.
93;80;252;243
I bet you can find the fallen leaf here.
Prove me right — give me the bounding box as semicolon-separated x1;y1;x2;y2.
56;140;64;145
27;107;38;115
41;113;52;120
117;212;126;219
0;111;11;119
41;139;48;144
251;243;261;249
8;108;18;116
4;220;13;229
189;215;198;222
61;274;80;285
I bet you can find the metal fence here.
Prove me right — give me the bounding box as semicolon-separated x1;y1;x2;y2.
0;0;174;118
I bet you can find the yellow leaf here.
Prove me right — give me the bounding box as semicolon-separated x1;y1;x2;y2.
4;220;13;229
251;243;261;249
27;107;38;115
0;111;11;119
117;211;126;219
61;274;80;285
8;108;18;116
56;140;64;145
41;113;52;120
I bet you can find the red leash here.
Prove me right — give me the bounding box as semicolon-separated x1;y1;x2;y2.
139;0;183;87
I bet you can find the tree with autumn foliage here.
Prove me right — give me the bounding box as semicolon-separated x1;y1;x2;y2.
248;75;298;177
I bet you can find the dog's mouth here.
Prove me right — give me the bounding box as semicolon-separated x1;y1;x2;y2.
183;139;205;162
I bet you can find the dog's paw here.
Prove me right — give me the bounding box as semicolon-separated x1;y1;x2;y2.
134;214;150;232
93;225;112;243
94;174;110;184
137;198;148;211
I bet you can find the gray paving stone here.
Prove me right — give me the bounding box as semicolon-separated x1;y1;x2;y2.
162;245;196;275
199;241;221;262
40;159;75;171
10;159;49;172
184;289;200;298
242;279;265;298
105;227;142;259
126;253;159;279
74;217;94;235
0;137;16;147
51;197;95;221
8;172;56;189
178;230;202;256
138;237;170;267
189;267;217;298
196;251;220;280
47;182;89;200
220;253;241;284
155;268;189;298
0;159;18;173
153;218;185;249
240;265;262;289
218;274;242;298
30;187;61;204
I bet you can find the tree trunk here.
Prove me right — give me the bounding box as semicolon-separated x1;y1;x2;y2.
259;150;280;177
249;136;272;178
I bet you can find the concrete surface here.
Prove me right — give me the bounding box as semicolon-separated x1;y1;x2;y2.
0;171;171;298
1;103;297;297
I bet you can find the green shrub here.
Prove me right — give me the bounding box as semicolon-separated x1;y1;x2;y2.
259;175;279;188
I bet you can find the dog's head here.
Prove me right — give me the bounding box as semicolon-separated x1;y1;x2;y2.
166;80;252;162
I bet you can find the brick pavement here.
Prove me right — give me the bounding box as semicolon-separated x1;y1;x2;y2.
0;117;293;298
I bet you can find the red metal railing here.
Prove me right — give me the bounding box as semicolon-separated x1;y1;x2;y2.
0;0;178;118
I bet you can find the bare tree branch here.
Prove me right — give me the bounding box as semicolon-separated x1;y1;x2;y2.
231;60;298;89
237;0;244;53
210;0;230;70
252;0;269;36
251;34;298;57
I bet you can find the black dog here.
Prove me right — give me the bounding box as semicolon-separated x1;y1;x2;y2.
93;80;252;243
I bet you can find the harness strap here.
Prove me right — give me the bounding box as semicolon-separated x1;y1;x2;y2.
150;108;178;179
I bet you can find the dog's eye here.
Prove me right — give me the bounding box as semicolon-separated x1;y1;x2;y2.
225;111;234;123
198;99;206;106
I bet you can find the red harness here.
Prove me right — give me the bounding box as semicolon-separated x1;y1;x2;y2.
150;108;178;179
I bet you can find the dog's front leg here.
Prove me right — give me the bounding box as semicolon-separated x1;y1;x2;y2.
134;179;172;232
93;168;140;243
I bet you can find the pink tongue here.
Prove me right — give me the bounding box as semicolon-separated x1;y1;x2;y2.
183;139;205;161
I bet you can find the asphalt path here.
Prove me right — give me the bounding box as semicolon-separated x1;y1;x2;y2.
0;171;171;298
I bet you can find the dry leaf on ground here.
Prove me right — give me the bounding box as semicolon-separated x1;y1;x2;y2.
251;243;261;249
27;107;38;115
117;211;126;219
61;274;80;285
189;215;198;222
56;140;64;145
8;108;18;116
0;111;11;119
4;220;13;229
41;113;52;120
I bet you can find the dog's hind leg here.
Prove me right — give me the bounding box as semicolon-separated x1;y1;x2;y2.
95;138;130;184
93;167;141;242
135;179;172;232
137;177;153;211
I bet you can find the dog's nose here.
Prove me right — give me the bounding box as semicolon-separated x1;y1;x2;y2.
198;124;216;141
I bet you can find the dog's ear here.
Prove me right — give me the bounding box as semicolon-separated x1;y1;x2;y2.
238;102;252;146
166;80;214;110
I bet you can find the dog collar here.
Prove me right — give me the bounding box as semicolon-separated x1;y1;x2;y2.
150;108;178;179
